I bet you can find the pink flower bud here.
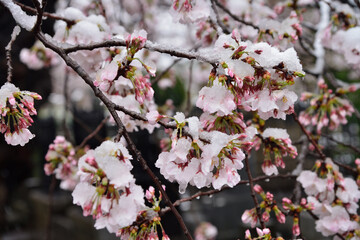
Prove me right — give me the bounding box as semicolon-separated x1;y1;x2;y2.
253;184;263;194
282;197;292;205
85;156;98;168
355;158;360;165
262;211;270;222
292;224;300;236
256;228;263;237
245;229;251;239
262;228;270;235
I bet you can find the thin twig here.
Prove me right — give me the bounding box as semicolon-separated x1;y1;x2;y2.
213;0;259;30
72;113;105;143
298;36;316;58
321;133;360;155
160;173;297;214
62;72;73;143
77;116;109;150
332;160;357;174
63;40;217;66
31;0;45;33
15;1;75;25
5;25;21;83
292;112;326;160
292;136;309;203
244;155;265;229
185;61;194;116
210;0;230;34
151;59;181;85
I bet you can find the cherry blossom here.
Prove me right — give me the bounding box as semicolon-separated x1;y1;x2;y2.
44;136;81;190
0;82;41;146
72;140;145;233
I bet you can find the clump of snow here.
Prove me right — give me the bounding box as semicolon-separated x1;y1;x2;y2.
1;0;37;31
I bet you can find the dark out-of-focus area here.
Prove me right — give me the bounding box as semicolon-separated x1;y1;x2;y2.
1;1;360;240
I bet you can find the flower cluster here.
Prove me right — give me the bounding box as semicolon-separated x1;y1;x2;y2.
72;140;145;233
299;78;355;133
297;159;360;238
258;11;303;45
0;82;41;146
209;31;303;120
282;198;314;236
155;112;254;193
242;184;286;227
321;2;360;67
94;30;158;133
257;128;297;176
44;136;83;190
118;186;170;240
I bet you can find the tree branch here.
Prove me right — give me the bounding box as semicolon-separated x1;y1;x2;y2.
151;58;181;85
210;0;230;34
15;1;75;25
5;25;21;83
212;0;259;30
36;32;194;240
292;112;326;160
160;173;297;214
63;39;217;65
31;0;45;33
321;133;360;155
76;116;109;150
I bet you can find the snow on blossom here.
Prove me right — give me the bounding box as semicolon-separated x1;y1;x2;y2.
0;83;41;146
258;11;302;44
170;0;211;24
72;140;145;233
125;29;147;54
330;27;360;67
211;33;303;120
68;15;110;44
262;128;289;139
196;80;236;116
0;0;36;31
260;127;297;175
174;112;186;124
